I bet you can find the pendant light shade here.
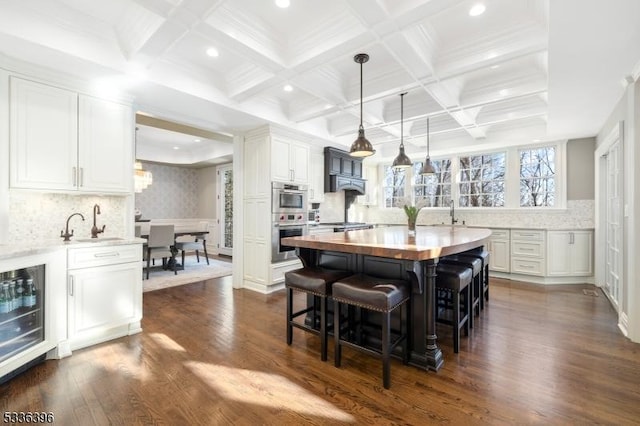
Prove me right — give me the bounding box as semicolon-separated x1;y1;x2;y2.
392;92;412;169
421;117;436;175
349;53;375;157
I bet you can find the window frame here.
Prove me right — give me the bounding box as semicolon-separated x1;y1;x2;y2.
377;141;567;211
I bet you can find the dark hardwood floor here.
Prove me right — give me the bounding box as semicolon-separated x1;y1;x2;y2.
2;275;639;425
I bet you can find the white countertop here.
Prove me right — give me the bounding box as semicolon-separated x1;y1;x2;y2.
0;237;145;260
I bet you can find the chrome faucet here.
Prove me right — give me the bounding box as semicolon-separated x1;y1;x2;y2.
450;200;458;225
61;212;85;242
91;204;106;238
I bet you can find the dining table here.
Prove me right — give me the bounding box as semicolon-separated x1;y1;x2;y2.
282;225;492;371
139;230;209;270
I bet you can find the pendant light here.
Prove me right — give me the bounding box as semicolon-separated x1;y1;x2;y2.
349;53;375;157
420;117;436;175
392;92;412;169
133;127;153;192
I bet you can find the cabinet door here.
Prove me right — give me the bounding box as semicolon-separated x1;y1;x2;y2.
489;239;510;272
78;96;133;192
290;143;309;184
68;262;142;340
10;77;78;190
571;231;593;275
309;152;325;202
547;232;571;275
342;157;353;176
352;160;363;178
271;139;292;182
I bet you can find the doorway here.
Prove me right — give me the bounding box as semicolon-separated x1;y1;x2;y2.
217;164;233;257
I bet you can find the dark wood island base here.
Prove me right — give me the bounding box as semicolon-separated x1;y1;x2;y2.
283;225;492;371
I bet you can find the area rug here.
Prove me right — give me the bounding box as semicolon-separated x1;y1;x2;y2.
143;255;233;292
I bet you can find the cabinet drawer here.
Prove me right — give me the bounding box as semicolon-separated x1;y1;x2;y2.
511;258;544;276
68;244;141;269
511;230;544;241
489;229;510;240
511;241;544;258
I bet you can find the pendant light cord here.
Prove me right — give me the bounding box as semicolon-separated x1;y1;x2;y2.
359;60;363;129
400;93;405;148
427;117;430;155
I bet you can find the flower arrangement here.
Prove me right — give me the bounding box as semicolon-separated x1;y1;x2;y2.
401;198;427;231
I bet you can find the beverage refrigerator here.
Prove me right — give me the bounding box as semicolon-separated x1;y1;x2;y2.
0;250;66;384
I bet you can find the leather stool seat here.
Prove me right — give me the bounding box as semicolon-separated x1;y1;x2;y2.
285;267;352;361
332;274;411;389
439;254;483;326
436;263;472;353
462;248;490;309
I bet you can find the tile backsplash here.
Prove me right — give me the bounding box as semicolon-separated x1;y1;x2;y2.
349;199;595;229
8;192;128;242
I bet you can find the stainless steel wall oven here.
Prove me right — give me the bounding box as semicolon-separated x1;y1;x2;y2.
272;213;308;262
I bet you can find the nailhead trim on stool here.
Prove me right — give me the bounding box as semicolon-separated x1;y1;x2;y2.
332;274;411;389
285;267;352;361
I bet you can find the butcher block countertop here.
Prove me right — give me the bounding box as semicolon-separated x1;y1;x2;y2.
283;225;492;261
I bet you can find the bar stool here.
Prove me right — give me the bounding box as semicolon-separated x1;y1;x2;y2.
435;263;472;353
439;254;483;325
462;248;490;309
285;267;352;361
332;274;411;389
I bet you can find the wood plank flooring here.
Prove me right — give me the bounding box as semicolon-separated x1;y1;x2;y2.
2;275;639;425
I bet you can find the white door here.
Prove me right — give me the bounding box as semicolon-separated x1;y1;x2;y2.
604;141;623;311
218;164;233;256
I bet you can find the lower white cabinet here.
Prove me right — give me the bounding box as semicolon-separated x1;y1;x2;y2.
66;244;142;351
488;229;510;273
510;229;546;276
547;231;593;276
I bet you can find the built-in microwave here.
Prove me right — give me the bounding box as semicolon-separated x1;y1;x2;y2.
272;182;308;213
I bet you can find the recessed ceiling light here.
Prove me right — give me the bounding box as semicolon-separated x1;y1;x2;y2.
194;138;201;143
283;84;293;92
173;146;180;150
206;47;219;58
490;64;500;69
499;89;509;96
275;0;290;8
469;3;486;16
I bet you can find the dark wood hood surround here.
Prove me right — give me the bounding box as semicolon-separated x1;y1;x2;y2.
324;147;366;195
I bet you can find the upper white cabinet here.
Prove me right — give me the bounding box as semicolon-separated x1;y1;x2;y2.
309;152;324;203
9;76;132;193
271;138;309;184
547;230;593;276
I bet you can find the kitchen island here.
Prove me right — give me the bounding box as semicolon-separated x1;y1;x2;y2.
283;225;492;371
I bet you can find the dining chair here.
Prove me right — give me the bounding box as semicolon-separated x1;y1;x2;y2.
173;222;209;268
144;224;177;279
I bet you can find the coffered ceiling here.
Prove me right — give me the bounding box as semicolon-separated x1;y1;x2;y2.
1;0;640;165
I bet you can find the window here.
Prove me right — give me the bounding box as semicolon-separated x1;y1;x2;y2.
519;146;555;207
382;166;406;208
413;160;452;207
458;153;506;207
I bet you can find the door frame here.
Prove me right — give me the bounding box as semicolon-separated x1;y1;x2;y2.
595;121;626;332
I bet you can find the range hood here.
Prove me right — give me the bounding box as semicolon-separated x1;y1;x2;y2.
324;147;366;196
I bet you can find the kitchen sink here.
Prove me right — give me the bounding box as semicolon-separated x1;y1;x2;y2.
75;237;125;243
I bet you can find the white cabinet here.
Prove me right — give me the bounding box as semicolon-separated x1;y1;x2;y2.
9;76;132;193
547;230;593;276
271;138;309;184
66;244;142;351
488;228;510;273
510;229;546;276
309;152;325;203
358;164;378;205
